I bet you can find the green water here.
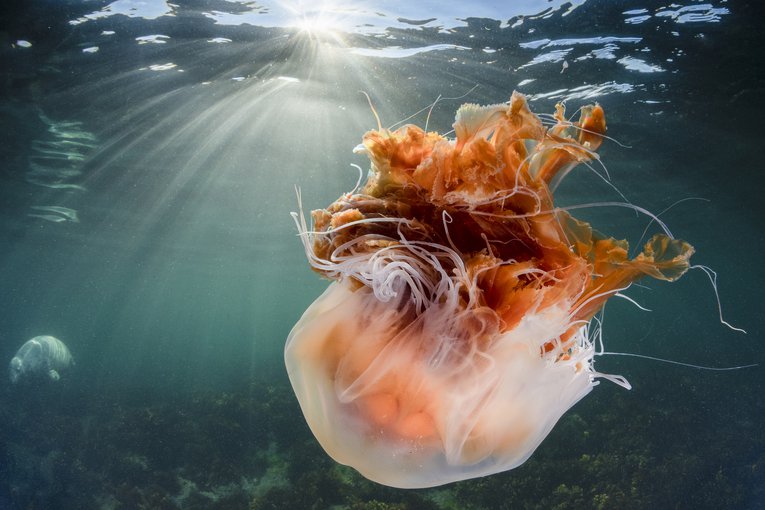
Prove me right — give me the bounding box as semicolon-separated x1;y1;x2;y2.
1;0;763;508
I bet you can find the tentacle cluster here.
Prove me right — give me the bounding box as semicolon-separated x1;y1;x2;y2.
294;92;694;361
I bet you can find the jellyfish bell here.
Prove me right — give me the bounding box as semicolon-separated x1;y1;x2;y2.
285;92;693;488
286;281;599;488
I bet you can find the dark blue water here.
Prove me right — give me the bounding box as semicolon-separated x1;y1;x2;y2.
1;0;763;508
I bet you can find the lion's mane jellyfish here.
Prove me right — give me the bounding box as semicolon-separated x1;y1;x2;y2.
285;92;694;488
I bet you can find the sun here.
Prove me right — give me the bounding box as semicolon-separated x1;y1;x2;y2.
284;1;352;41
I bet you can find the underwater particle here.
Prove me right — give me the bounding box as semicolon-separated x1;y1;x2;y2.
15;40;32;48
135;34;170;44
9;335;73;383
145;63;177;71
285;92;693;488
350;44;470;59
28;205;80;223
27;115;95;190
27;214;68;223
83;46;99;53
617;56;665;73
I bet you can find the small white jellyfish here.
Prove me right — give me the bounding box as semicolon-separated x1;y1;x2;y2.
9;335;73;384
